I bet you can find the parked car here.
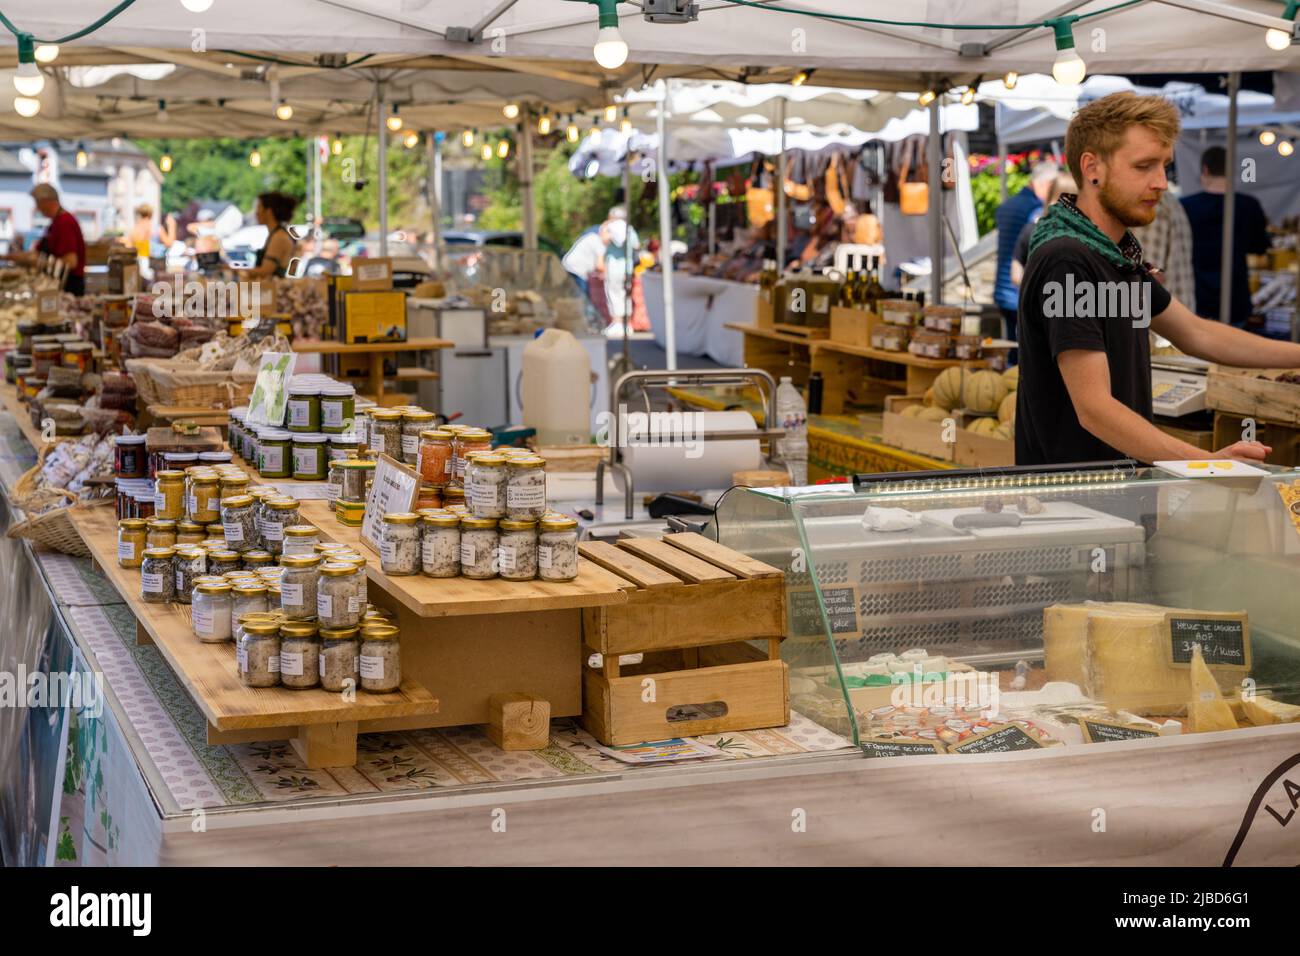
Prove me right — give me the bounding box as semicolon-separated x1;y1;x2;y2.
442;230;565;259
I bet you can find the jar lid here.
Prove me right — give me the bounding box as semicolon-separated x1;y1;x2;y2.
422;513;462;528
193;575;226;586
280;621;320;638
114;434;146;445
510;456;546;469
143;547;176;558
460;516;498;530
146;519;177;529
195;580;232;595
339;459;376;470
118;518;147;530
335;554;367;568
320;561;357;577
320;625;360;639
539;515;579;532
280;554;323;568
402;409;435;421
315;542;349;553
471;453;507;467
457;427;492;440
259;428;293;441
191;474;219;484
164;452;198;461
383;512;420;525
369;409;402;421
242;551;274;565
232;583;268;596
256;566;284;577
199;451;232;461
330;433;360;444
498;518;538;531
293;433;330;444
155;470;186;481
420;429;453;441
220;494;254;508
208;549;240;560
321;383;355;397
267;498;301;511
242;620;281;637
173;545;205;556
224;570;258;580
283;525;318;538
360;623;400;641
289;384;322;396
416;507;448;517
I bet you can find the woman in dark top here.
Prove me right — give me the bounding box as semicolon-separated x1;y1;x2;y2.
246;191;299;279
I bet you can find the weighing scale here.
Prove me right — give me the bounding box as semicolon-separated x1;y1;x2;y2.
1151;356;1211;418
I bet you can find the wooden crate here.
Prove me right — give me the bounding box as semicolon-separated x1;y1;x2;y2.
1213;413;1300;466
829;306;873;348
881;395;1014;466
1206;366;1300;426
1157;421;1215;453
578;533;789;745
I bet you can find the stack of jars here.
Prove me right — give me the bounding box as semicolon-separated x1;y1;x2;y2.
233;610;401;693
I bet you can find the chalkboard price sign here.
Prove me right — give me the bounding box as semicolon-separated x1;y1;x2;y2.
860;737;946;758
1165;613;1249;670
949;723;1046;755
1079;717;1161;744
789;586;859;637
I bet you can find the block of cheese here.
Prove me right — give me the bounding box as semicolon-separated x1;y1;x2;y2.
1043;601;1162;687
1241;696;1300;726
1187;645;1238;733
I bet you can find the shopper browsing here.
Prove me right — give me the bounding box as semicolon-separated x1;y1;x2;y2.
1016;92;1300;467
10;183;86;295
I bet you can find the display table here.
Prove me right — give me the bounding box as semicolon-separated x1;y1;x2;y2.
642;272;754;367
289;337;451;405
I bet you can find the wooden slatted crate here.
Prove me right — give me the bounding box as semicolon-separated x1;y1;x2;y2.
578;533;789;745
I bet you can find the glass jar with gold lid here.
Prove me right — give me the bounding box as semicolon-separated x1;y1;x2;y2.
117;518;147;568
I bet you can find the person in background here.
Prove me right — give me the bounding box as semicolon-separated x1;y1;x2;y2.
124;204;155;259
562;219;611;299
1180;146;1270;326
602;206;640;330
10;183;86;295
994;161;1060;341
245;191;300;279
1012;173;1078;287
305;237;342;277
1129;190;1196;312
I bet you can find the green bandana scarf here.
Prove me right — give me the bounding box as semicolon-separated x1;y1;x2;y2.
1027;194;1145;272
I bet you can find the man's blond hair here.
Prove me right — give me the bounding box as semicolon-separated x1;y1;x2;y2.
1065;92;1181;184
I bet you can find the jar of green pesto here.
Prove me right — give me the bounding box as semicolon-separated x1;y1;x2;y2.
287;382;322;433
256;428;292;478
319;383;356;434
328;432;360;461
292;433;330;481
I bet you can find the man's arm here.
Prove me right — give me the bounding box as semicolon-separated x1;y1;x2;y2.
1058;349;1269;463
1151;297;1300;368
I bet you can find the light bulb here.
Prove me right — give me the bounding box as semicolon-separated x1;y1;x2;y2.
34;44;58;64
275;102;293;121
386;114;403;132
604;104;617;123
157;102;169;123
76;149;88;168
918;90;935;107
14;62;44;97
1280;140;1295;157
503;102;520;119
497;140;510;158
461;129;475;148
566;121;579;143
593;26;628;70
160;154;173;173
620;117;632;134
1003;71;1019;90
538;114;552;135
1266;27;1292;50
480;143;493;161
587;125;602;144
404;131;419;149
1260;129;1277;146
13;96;39;118
792;69;811;87
1052;48;1087;86
249;149;261;168
181;0;214;10
332;137;343;156
961;86;976;106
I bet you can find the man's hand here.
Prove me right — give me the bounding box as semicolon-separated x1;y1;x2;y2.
1212;440;1271;463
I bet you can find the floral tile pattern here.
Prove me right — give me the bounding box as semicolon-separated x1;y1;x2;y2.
39;552;123;608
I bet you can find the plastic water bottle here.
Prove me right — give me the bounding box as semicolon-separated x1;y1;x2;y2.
775;375;808;486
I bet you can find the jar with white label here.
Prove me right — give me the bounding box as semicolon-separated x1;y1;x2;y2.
451;428;492;487
117;518;147;569
339;459;375;503
332;553;368;607
326;457;347;503
278;554;321;621
140;547;176;604
380;513;421;575
172;546;207;605
287;383;322;433
281;525;319;557
318;562;363;628
537;514;580;582
319;384;356;434
466;453;507;519
497;519;538;581
153;470;186;520
237;620;281;688
188;475;221;524
400;410;435;466
421;512;461;577
459;517;499;580
146;518;178;550
367;409;402;459
359;623;401;692
259;498;300;555
319;625;360;692
231;583;270;642
241;549;274;571
191;580;233;643
291;433;329;481
220;495;258;553
505;456;548;520
207;549;241;576
278;621;321;689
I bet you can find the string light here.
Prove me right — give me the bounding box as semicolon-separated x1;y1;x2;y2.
332;134;343;155
480;142;493;161
160;154;173;173
588;0;628;69
1003;71;1018;90
537;113;552;136
497;139;510;158
275;100;293;121
918;89;936;107
249;148;262;168
75;145;89;168
587;123;602;144
566;116;580;143
604;104;617;123
386;104;403;132
403;130;420;149
1266;2;1297;49
180;0;214;10
1280;140;1295;157
462;128;475;148
1051;16;1087;85
619;107;632;135
33;44;58;64
156;100;169;123
792;69;813;87
13;35;44;97
13;96;39;118
1260;129;1277;146
503;102;520;119
960;86;976;106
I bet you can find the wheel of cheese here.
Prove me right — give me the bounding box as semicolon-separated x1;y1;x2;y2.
932;367;965;410
962;370;1008;414
998;391;1017;423
1002;364;1019;391
965;415;1001;436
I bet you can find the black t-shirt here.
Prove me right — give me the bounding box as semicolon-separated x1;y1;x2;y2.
1015;236;1172;466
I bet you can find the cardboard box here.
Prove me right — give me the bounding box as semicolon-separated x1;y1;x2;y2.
343;290;407;343
351;257;394;291
829;305;872;348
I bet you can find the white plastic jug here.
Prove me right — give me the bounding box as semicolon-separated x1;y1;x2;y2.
522;329;592;445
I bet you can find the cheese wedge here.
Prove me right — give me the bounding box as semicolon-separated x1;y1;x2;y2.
1187;645;1238;733
1241;696;1300;726
1083;603;1194;716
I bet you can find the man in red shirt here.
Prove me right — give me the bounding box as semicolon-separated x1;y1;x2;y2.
12;183;87;295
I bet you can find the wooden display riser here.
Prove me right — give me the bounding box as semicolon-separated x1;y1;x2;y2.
0;383;67;451
69;505;441;769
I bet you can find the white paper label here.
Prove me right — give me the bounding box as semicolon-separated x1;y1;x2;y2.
269;654;281;674
538;545;552;570
359;654;385;680
281;651;304;677
381;540;395;563
288;400;311;427
117;541;135;560
498;545;517;573
347;595;360;614
236;645;248;672
318;652;326;676
263;522;284;542
175;570;185;591
141;571;164;593
293;447;319;476
322;402;344;428
444;457;454;476
317;592;333;618
154;491;166;511
261;445;284;472
193;605;215;634
224;522;244;543
401;434;418;457
370;434;385;456
454;455;468;478
460;541;475;565
282;581;304;605
506;484;546;509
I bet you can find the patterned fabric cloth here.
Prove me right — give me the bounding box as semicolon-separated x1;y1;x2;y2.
1131;191;1197;312
1029;193;1144;271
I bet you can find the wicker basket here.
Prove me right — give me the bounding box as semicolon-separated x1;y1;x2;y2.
125;358;256;409
6;446;97;557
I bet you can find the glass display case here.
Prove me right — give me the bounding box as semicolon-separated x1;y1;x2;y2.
714;463;1300;754
435;245;601;336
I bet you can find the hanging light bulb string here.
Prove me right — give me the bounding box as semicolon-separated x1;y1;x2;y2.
0;0;139;45
717;0;1141;33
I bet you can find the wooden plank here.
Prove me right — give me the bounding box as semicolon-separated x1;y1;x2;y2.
0;383;66;451
616;538;736;584
486;692;550;750
68;504;440;732
577;540;681;590
290;721;358;769
661;532;783;580
1206;366;1300;426
813;338;988;372
289;336;452;354
725;322;817;347
602;578;787;655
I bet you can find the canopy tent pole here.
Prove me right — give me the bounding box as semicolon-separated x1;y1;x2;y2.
377;85;389;258
928;94;943;305
656;80;677;371
998;138;1008;202
519;118;538;251
776;97;787;271
708;195;716;257
427;133;443;270
1219;71;1240;325
623;153;634;361
312;136;322;236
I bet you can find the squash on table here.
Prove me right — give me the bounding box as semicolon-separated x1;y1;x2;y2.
998;391;1017;423
962;370;1008;415
932;367;965;410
